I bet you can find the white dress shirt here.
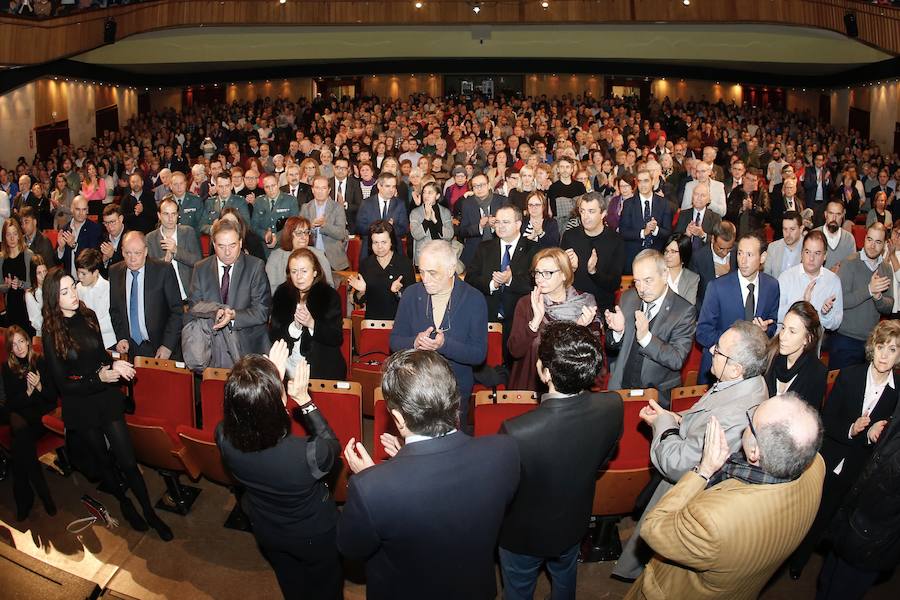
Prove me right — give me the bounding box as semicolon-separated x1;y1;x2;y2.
737;271;760;310
78;276;117;348
489;235;521;293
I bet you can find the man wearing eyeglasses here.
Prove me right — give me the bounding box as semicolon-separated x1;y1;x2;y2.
624;393;824;600
613;320;771;581
299;175;349;273
465;204;537;366
458;173;507;269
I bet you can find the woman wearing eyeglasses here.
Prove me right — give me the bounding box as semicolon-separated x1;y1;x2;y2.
663;233;700;305
520;191;559;250
764;300;828;409
270;248;345;380
788;319;900;579
507;248;602;391
265;216;333;292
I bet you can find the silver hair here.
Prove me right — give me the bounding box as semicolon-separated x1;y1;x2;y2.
633;249;667;276
727;320;769;378
756;393;823;479
419;240;457;271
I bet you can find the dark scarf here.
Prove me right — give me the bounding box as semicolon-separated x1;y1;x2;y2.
766;350;812;392
708;451;796;488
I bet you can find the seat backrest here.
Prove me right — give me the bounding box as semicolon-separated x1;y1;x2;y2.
823;369;840;409
347;237;361;271
670;384;708;413
133;357;195;428
0;328;7;365
124;414;185;472
473;389;539;436
681;342;704;386
176;425;235;485
337;280;348;318
200;367;231;431
357;320;393;358
852;225;866;250
372;388;400;463
604;389;655;470
485;322;504;368
43;229;58;248
200;233;210;256
341;318;352;371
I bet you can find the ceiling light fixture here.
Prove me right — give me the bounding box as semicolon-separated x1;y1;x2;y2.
472;3;481;14
683;0;690;5
279;0;286;4
414;1;423;8
540;1;550;8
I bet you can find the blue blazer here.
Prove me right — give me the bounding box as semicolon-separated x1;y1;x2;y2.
618;194;673;270
390;279;488;420
695;270;779;383
58;218;102;277
355;195;410;260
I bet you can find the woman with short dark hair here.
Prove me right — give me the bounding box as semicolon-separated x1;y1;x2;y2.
216;346;342;600
347;220;415;320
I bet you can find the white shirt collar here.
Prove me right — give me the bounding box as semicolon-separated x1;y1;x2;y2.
405;429;458;445
859;249;883;271
738;270;759;288
712;251;730;266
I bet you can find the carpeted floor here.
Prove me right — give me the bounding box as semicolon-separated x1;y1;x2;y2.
2;448;900;599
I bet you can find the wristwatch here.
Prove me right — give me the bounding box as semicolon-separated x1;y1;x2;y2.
299;402;319;416
691;465;710;482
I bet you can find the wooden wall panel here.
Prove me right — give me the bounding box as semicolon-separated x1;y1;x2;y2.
1;1;897;65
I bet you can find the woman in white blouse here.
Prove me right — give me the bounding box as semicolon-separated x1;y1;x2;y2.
73;249;117;349
662;233;700;305
25;255;48;336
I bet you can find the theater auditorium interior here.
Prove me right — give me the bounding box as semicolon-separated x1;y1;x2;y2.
1;1;900;599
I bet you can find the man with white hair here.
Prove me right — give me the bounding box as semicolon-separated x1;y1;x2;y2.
390;240;488;433
681;160;727;216
154;168;173;203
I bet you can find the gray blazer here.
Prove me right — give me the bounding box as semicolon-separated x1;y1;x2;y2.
146;225;202;297
763;238;801;280
265;246;334;292
672;267;700;306
606;288;696;406
299;199;349;271
409;204;454;264
187;253;272;356
612;375;769;580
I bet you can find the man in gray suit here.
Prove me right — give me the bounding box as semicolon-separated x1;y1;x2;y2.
612;320;770;580
147;195;202;302
605;250;696;407
299;175;350;272
763;210;804;280
186;219;272;357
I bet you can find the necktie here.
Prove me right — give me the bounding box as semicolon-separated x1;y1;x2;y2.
129;270;144;346
694;211;701;226
643;199;651;222
381;199;387;219
220;264;231;304
642;301;656;321
744;282;755;321
497;244;512;319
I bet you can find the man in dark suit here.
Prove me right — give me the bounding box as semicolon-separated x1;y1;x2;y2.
606;250;697;407
121;172;158;234
499;322;623;598
99;203;127;276
355;172;409;261
109;232;184;360
280;164;311;207
146;196;203;302
19;206;55;266
338;349;520;600
689;220;737;306
768;176;805;240
465;205;537;366
56;195;102;277
186;218;272;357
619;169;672;272
802;153;832;227
674;182;721;251
725;170;769;237
695;231;779;384
330;157;363;231
453;135;488;172
458;173;508;268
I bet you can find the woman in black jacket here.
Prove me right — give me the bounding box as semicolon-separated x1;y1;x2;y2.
270;248;346;380
765;300;828;409
1;325;56;520
789;319;900;578
347;220;415;320
41;269;172;540
816;403;900;600
216;348;341;600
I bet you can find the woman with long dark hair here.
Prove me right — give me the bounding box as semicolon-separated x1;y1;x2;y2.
269;248;346;380
1;325;56;520
216;347;342;599
765;300;828;409
41;268;172;540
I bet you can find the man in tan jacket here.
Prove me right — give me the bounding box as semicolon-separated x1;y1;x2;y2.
624;393;825;600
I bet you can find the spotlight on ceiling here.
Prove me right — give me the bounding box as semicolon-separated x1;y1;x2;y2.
472;3;481;14
414;1;423;8
540;1;550;8
279;0;286;4
682;0;690;5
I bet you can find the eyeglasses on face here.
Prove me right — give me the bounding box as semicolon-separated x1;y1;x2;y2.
532;269;560;280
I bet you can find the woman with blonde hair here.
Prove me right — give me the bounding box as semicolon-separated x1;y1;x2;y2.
0;219;34;334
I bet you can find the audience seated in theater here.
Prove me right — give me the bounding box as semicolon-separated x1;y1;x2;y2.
662;233;700;305
764;210;804;280
764;300;828;409
98;203;126;275
266;216;334;291
390;240;487;433
507;247;600;392
866;190;893;229
120;172;158;235
499;321;623;599
409;181;455;265
56;195;101;278
167;171;204;240
674;181;721;253
348;221;415;321
74;248;117;349
681;160;726;216
520;190;559;250
725;170;769;238
623;393;824;600
338;349;519;600
330;157;363;229
49;172;75;230
146;195;202;302
299;175;349;272
769;176;806;239
560;191;624;316
203;173;250;235
605;174;633;234
613;320;771;580
457;173;507;269
605;250;697;407
789;320;900;580
216;349;342;600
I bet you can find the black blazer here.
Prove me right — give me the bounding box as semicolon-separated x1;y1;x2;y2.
689;244;736;306
821;363;898;478
354;252;416;321
330;175;363;227
465;236;537;323
764;352;828;410
121;190;158;234
108;257;185;356
337;432;519;600
270;280;346;381
100;231;126;277
674;206;721;241
58;219;102;277
26;230;56;268
499;391;623;556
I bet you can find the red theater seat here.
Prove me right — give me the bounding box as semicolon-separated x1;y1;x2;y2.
472;322;505;395
351;320;393;416
473;389;538;437
132;357;196;428
200;367;230;432
372;388;400;463
347;237;361;272
681;342;704;386
670;384;708;413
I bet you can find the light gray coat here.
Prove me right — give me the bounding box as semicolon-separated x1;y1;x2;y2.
146;225;202;298
299;199;349;271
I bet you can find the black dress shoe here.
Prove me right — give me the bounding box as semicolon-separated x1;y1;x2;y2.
145;512;173;542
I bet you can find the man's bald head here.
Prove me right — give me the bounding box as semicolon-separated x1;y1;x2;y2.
743;393;823;480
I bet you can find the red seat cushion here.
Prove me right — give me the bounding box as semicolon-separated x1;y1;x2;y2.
133;366;195;428
373;399;400;463
200;378;226;432
473;403;537;437
604;401;653;470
